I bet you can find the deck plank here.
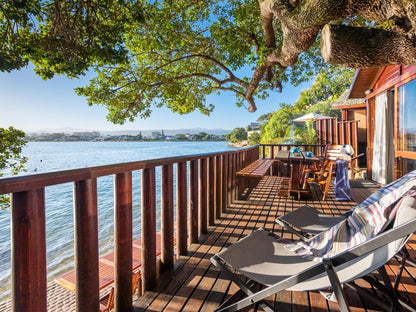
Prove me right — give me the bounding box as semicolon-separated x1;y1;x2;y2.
134;176;413;312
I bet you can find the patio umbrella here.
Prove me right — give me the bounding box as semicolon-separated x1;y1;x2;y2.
293;112;332;122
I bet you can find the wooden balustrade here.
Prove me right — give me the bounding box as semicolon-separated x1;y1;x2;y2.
1;145;259;312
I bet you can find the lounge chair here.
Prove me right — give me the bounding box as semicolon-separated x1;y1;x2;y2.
211;175;416;311
275;204;350;241
278;171;416;242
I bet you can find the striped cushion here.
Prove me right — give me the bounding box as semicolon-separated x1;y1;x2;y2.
285;170;416;261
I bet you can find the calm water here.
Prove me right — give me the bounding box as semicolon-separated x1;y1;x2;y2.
0;141;234;300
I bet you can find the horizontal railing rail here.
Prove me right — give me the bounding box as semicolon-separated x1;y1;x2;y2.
1;145;260;312
259;144;328;159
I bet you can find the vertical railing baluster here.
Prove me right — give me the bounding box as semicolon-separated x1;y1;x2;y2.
161;164;174;272
199;158;208;234
141;167;157;291
11;189;47;312
227;154;233;205
208;157;215;226
176;162;188;255
216;156;222;219
232;153;237;201
74;179;99;312
189;160;199;243
114;172;133;312
222;154;227;213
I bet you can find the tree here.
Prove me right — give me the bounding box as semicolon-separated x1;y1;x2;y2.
0;127;28;209
0;0;143;77
226;127;247;143
2;1;416;121
261;103;294;141
248;132;261;145
261;66;352;142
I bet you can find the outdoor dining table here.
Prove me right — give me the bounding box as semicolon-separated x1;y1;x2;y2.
274;150;322;198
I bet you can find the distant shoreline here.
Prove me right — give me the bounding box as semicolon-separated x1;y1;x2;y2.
25;132;226;142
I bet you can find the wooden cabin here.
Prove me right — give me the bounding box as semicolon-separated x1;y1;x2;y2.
347;65;416;184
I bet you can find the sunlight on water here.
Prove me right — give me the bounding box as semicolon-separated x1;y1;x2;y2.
0;141;234;300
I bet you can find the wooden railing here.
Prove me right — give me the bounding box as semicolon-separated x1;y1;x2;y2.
259;144;328;159
0;145;259;312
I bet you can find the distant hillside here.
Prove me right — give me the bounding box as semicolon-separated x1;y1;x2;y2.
27;127;231;136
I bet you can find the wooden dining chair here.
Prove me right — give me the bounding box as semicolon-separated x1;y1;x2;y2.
99;271;141;312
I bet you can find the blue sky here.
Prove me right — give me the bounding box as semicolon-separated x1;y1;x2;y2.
0;64;311;132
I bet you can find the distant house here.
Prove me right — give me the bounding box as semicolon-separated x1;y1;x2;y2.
246;122;261;138
347;65;416;184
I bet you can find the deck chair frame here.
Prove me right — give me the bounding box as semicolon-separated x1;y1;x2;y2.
275;205;352;241
211;217;416;312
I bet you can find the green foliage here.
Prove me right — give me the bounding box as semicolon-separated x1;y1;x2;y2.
0;127;28;209
248;132;261;145
226;127;247;143
0;1;143;77
294;66;354;111
291;121;317;145
261;67;353;143
261;103;294;141
74;0;326;123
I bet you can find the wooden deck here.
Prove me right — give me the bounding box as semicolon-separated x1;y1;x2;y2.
134;176;416;312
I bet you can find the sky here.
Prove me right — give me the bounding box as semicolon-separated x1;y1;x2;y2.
0;64;312;133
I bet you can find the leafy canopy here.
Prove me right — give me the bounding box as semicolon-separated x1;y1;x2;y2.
73;0;325;124
0;0;143;77
0;127;28;209
226;127;247;143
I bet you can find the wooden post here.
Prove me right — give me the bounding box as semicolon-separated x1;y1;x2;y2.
199;158;208;234
215;156;222;219
114;172;133;312
141;168;157;291
208;157;215;226
227;154;233;205
222;154;227;213
189;160;199;243
161;164;174;272
11;189;47;312
74;179;100;312
176;162;188;256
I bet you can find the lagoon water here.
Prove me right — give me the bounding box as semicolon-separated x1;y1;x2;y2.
0;141;234;300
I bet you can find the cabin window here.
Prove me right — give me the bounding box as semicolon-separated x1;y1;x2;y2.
399;79;416;152
399;158;416;177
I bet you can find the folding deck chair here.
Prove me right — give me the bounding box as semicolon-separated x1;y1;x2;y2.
211;174;416;312
277;171;416;241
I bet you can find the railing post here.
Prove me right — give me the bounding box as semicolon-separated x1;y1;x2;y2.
189;160;199;243
11;189;47;312
227;154;233;205
215;156;222;219
199;158;207;234
161;164;174;272
208;157;215;226
176;162;188;256
141;168;157;291
74;179;99;312
222;154;227;213
114;172;133;312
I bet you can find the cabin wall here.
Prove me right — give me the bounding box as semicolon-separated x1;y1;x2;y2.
366;65;416;180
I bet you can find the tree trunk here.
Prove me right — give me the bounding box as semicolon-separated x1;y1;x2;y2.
321;24;416;67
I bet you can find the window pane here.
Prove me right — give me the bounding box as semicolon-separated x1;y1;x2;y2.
399;158;416;176
399;79;416;151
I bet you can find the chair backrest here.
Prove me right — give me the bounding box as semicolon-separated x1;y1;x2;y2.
292;193;416;292
326;145;353;163
390;195;416;251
